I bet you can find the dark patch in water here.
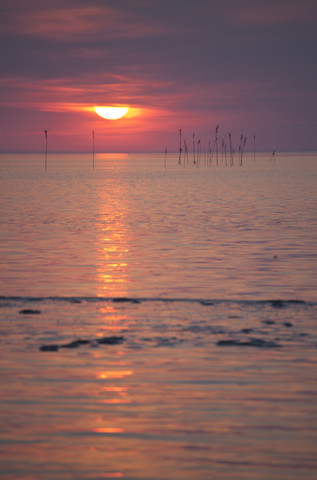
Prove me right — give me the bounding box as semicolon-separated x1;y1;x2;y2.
183;325;225;334
19;309;41;315
217;338;281;348
112;297;141;304
155;336;182;347
97;336;125;345
262;320;276;325
40;344;59;352
271;300;286;309
40;336;125;351
217;340;239;346
200;300;214;306
284;322;293;328
241;328;253;334
61;339;91;348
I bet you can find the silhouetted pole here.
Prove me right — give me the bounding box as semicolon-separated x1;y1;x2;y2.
44;130;48;170
197;139;201;167
178;129;182;165
228;132;234;166
215;125;219;166
253;135;256;162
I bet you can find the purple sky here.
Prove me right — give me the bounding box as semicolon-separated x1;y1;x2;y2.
0;0;316;153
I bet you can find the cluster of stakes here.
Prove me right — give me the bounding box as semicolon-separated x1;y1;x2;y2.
164;126;276;168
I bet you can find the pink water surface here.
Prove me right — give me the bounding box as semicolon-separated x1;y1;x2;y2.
0;153;316;479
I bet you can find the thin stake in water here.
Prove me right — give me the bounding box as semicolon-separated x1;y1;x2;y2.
179;129;182;165
43;129;48;170
184;140;189;165
239;135;246;166
215;125;219;166
209;125;219;166
228;132;234;166
253;135;256;162
222;138;228;166
197;139;201;167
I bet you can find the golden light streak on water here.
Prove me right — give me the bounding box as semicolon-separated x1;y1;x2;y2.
96;169;130;297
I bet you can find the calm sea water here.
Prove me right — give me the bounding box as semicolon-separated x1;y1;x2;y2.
0;152;316;479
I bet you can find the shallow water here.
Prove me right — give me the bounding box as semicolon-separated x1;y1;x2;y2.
1;152;316;299
0;153;317;479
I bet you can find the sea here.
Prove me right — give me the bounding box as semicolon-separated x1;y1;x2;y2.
0;151;316;480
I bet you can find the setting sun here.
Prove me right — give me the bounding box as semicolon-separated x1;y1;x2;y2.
94;106;129;120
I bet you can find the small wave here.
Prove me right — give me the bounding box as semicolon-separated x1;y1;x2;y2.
0;295;314;307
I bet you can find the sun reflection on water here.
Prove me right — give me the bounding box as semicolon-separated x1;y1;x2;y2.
98;371;133;379
93;427;125;434
96;178;130;297
95;304;131;334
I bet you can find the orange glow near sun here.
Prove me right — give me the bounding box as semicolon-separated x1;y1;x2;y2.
94;106;129;120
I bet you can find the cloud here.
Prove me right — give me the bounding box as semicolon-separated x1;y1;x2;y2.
0;73;175;116
0;1;180;42
227;0;317;27
0;71;282;128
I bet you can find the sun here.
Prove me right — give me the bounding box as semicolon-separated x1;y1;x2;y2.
94;106;129;120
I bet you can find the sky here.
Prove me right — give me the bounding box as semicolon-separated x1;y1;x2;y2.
0;0;316;153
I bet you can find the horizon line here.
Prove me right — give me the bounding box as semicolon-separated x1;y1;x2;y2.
1;150;317;155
